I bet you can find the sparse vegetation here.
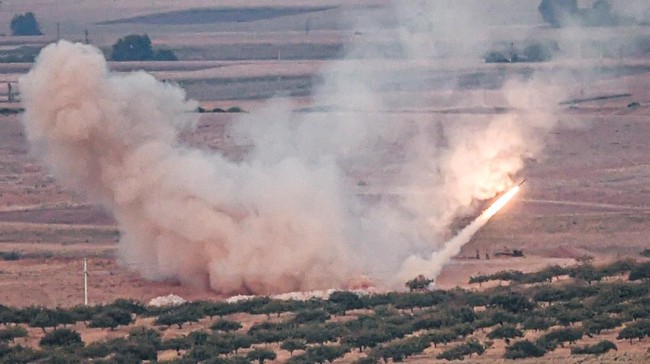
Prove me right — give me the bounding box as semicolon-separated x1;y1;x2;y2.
484;41;556;63
0;260;647;362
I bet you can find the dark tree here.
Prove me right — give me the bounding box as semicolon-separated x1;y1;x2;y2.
111;34;154;61
281;338;307;355
29;310;58;332
523;316;553;332
203;301;237;319
536;327;583;349
292;309;330;325
488;325;524;342
629;262;650;281
161;336;192;356
538;0;579;27
39;328;83;349
10;12;42;36
0;326;27;343
211;319;242;333
154;304;202;329
504;340;546;359
246;348;277;364
405;275;433;291
328;291;364;314
88;307;133;330
128;326;162;350
305;344;349;363
571;340;617;355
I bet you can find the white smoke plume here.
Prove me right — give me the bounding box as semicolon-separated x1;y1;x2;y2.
399;185;521;282
20;3;567;294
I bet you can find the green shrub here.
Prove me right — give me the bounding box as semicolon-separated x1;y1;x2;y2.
81;341;114;358
0;326;27;343
328;291;365;313
504;340;546;359
374;336;430;362
88;307;133;330
0;251;22;261
281;338;307;355
305;344;349;363
617;320;650;343
629;262;650;281
292;309;330;325
39;328;83;349
487;325;523;341
227;106;244;113
436;339;485;360
211;319;242;333
246;348;277;363
536;327;583;350
571;340;617;355
154;304;202;328
0;344;46;363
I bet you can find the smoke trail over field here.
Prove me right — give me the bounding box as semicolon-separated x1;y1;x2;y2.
399;186;521;282
20;3;567;293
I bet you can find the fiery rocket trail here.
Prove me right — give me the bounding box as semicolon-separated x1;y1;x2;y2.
398;185;521;283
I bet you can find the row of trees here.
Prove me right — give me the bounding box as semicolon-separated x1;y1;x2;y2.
1;262;649;362
469;259;650;286
6;13;177;62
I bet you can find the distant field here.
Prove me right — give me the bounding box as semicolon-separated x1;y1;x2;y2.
98;6;338;25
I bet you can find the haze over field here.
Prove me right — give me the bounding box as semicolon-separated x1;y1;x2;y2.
16;0;650;295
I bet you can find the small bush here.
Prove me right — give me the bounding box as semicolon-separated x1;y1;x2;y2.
488;325;524;341
88;307;133;330
0;251;22;261
281;338;307;355
0;326;27;343
292;309;330;325
211;319;242;333
436;339;485;361
246;348;277;363
571;340;617;355
629;262;650;281
39;328;83;349
227;106;244;113
504;340;546;359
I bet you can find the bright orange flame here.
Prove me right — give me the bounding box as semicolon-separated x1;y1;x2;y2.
480;185;520;221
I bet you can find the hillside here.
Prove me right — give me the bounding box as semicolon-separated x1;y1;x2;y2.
1;260;649;363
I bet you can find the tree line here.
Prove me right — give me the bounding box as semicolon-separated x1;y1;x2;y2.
1;260;649;363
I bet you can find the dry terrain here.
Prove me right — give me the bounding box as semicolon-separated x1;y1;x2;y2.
0;0;648;362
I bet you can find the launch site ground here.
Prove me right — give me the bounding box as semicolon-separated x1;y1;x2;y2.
0;1;649;363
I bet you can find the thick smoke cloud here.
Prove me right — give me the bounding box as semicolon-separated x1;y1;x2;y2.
20;2;565;294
